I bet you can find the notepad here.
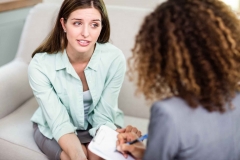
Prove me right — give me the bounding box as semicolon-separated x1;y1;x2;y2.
88;125;134;160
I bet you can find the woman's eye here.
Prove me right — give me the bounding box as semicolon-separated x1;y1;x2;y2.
74;22;81;26
91;23;99;28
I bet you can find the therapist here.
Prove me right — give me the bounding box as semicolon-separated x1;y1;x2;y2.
117;0;240;160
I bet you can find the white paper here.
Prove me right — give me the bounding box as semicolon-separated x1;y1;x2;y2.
88;125;134;160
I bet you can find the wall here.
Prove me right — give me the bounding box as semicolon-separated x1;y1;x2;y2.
42;0;165;9
0;7;31;66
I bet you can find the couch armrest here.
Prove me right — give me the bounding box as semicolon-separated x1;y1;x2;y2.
0;60;33;119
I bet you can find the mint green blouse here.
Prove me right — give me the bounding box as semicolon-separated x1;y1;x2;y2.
28;42;126;141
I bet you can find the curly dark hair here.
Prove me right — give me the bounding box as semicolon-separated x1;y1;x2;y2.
128;0;240;112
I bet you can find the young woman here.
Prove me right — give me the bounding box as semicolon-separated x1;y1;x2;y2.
28;0;141;160
117;0;240;160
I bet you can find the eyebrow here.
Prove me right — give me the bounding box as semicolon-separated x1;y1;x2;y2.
71;18;101;21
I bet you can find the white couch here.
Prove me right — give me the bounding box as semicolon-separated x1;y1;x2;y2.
0;2;153;160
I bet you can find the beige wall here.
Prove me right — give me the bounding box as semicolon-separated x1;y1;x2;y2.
43;0;63;4
43;0;165;9
103;0;165;9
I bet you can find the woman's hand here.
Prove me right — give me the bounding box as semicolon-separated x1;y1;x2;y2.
116;132;145;160
116;125;142;137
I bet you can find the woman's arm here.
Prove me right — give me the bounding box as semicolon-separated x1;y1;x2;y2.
58;133;87;160
28;55;86;159
88;52;126;136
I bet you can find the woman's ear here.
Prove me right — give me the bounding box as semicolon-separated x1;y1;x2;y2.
60;18;67;32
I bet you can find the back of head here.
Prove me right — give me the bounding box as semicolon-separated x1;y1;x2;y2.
129;0;240;112
32;0;110;57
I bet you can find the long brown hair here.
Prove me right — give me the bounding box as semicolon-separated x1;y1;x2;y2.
128;0;240;112
32;0;110;57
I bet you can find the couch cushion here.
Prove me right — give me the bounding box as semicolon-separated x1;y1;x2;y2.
0;139;47;160
0;60;33;119
0;97;47;159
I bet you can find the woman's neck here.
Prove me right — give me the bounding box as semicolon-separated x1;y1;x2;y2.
66;45;95;65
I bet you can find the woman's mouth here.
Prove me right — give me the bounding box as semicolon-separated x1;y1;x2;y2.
77;40;90;47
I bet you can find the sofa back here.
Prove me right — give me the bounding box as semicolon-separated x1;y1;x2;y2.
15;3;152;119
15;3;59;63
107;6;152;118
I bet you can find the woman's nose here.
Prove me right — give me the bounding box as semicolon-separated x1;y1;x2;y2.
81;25;89;38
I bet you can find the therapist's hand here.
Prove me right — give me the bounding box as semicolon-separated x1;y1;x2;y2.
116;132;145;160
116;125;142;137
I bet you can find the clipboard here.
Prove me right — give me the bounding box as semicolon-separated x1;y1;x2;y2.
88;125;134;160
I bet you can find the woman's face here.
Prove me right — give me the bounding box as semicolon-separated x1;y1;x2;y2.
60;7;102;55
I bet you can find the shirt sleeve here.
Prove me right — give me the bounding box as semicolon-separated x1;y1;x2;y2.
143;102;179;160
28;56;77;142
88;53;126;137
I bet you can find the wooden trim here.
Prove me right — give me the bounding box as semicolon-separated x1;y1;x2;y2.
0;0;42;12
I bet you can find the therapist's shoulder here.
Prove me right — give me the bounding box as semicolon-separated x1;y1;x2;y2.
151;97;192;120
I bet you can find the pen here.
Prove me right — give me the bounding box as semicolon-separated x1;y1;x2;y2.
127;134;148;145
